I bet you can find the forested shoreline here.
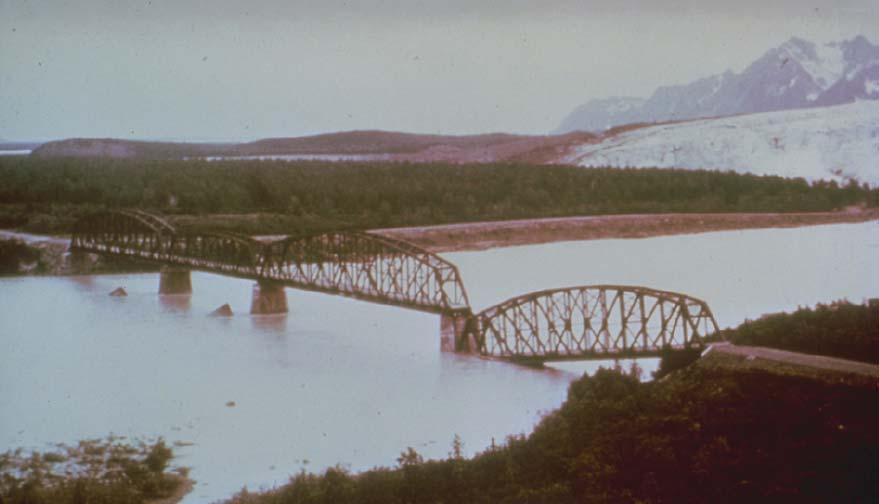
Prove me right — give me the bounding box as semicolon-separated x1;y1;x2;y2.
725;301;879;364
1;158;876;235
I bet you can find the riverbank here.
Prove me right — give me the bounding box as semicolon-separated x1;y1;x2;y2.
377;208;879;252
3;210;877;276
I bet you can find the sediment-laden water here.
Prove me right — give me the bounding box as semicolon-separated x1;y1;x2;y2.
1;221;876;502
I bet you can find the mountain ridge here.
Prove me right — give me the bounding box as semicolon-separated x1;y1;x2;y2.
555;35;879;134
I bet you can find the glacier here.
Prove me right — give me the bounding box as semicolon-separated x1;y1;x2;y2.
560;101;879;185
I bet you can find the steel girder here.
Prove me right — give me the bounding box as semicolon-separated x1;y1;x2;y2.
258;231;470;313
472;285;720;361
72;212;260;276
70;210;470;314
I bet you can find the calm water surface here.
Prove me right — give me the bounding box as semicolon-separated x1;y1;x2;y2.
1;222;877;502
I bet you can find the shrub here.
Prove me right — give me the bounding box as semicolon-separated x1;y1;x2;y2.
725;300;879;364
0;436;185;504
0;238;40;275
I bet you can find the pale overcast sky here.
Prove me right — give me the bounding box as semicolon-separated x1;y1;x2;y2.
2;0;878;141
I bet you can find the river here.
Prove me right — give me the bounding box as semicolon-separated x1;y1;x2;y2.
1;221;877;502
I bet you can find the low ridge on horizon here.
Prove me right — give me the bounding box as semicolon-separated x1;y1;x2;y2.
29;128;596;163
32;129;532;150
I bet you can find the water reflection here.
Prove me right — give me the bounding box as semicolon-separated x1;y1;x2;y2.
159;294;192;313
250;315;292;368
68;275;96;289
250;313;289;334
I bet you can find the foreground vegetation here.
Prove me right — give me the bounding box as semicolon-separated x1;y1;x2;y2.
725;300;879;365
0;238;40;274
1;158;876;235
2;304;875;503
0;437;187;504
226;368;878;504
224;303;879;504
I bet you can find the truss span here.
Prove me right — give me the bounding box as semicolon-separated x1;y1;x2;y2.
70;210;470;314
259;231;470;312
472;285;720;362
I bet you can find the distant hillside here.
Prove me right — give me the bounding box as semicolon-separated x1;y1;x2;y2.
0;141;42;152
30;130;597;163
240;130;525;155
560;100;879;184
30;138;236;159
556;35;879;133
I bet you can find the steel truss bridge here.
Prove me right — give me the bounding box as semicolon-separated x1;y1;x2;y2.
71;210;469;314
71;210;721;362
466;285;719;364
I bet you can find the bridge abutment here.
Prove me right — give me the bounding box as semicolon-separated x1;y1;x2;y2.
440;311;477;353
250;281;288;315
159;267;192;295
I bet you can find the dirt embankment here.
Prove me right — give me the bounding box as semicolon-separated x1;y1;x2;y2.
700;343;879;388
376;209;879;252
706;343;879;380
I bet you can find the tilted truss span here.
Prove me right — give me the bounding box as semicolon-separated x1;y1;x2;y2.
71;210;261;277
471;285;720;362
70;210;470;314
259;231;469;312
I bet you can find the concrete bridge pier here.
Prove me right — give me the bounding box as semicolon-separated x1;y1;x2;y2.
440;311;477;353
159;267;192;295
250;281;288;315
67;250;97;274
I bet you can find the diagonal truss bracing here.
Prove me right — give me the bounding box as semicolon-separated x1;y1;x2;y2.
471;285;720;362
258;231;469;312
70;210;470;314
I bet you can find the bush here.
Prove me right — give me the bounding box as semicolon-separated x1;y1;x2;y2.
0;238;40;275
0;436;185;504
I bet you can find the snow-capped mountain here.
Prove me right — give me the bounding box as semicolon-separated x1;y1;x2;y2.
555;36;879;134
558;101;879;184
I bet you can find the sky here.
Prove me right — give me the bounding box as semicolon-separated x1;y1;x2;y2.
2;0;879;141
